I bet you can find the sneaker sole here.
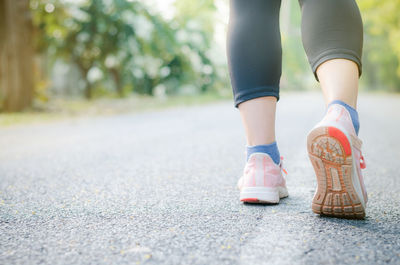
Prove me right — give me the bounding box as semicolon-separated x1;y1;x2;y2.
307;126;365;219
240;187;288;204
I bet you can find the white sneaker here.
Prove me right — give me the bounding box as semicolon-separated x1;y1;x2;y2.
307;104;367;219
237;153;288;204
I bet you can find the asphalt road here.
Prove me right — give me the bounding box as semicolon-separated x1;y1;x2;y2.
1;93;399;265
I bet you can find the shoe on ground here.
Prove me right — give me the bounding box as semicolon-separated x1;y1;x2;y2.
237;153;288;204
307;104;368;219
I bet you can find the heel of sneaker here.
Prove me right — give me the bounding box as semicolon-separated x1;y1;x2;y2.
307;126;365;219
240;187;281;204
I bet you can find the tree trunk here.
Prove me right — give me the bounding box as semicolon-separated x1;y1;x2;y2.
74;59;92;99
110;68;123;97
0;0;34;112
85;82;93;99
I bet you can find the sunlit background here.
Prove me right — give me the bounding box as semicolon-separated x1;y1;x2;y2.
0;0;399;120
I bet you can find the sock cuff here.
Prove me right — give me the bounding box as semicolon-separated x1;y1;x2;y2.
328;99;356;112
246;142;278;148
246;142;280;164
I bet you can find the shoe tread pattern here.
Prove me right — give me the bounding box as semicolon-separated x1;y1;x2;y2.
307;126;365;219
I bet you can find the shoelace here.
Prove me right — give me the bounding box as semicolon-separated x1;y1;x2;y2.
280;156;288;175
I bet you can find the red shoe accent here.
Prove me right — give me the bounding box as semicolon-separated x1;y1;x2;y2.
241;198;259;203
328;127;351;156
360;155;366;169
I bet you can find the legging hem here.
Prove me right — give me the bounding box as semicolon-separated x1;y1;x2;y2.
234;89;279;108
311;49;362;81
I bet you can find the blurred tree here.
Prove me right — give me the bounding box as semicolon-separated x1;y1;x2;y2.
280;0;311;91
31;0;222;99
173;0;220;93
359;0;400;91
0;0;35;112
32;0;137;98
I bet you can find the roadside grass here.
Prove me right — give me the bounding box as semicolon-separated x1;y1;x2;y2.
0;92;232;127
2;90;397;127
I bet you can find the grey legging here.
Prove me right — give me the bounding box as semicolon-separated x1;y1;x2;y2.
227;0;363;107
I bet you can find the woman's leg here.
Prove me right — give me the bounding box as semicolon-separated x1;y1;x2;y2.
228;0;288;204
238;96;277;146
299;0;363;108
300;0;367;218
227;0;282;164
317;59;359;109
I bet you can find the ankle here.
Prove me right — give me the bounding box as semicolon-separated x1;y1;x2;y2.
246;142;280;164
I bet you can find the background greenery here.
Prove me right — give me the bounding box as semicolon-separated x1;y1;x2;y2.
31;0;227;100
0;0;399;115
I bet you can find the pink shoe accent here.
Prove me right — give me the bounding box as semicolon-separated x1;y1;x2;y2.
238;153;288;204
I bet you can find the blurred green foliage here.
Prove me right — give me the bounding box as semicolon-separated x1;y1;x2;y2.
31;0;227;99
280;0;311;91
29;0;400;103
280;0;400;92
359;0;400;91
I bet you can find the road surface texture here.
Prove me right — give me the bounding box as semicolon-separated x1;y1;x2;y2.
1;93;399;265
